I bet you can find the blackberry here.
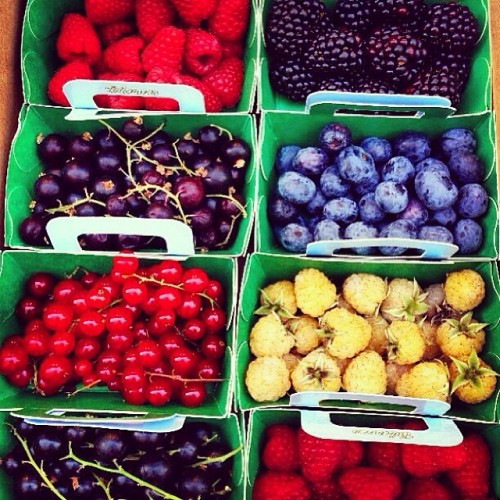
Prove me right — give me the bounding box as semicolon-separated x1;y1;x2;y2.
356;78;396;94
422;2;479;52
405;69;462;107
372;0;425;25
269;61;319;101
331;0;375;32
265;0;328;60
366;27;427;88
304;29;364;77
318;75;356;92
431;51;471;91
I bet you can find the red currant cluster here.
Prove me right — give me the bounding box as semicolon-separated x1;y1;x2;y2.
0;254;227;408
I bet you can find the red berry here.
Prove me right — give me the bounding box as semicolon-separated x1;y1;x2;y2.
155;260;183;284
85;0;135;25
48;331;75;357
53;279;83;304
96;361;118;384
8;365;34;388
182;318;206;341
47;61;93;107
122;386;147;405
204;279;224;302
123;303;141;321
38;355;73;388
94;277;121;299
208;0;249;42
146;377;173;406
169;347;199;377
24;319;49;336
149;308;176;335
74;359;93;378
201;334;225;360
201;307;226;333
71;291;90;316
97;350;123;370
80;272;99;289
132;321;150;342
0;346;29;375
107;330;134;352
25;272;55;298
135;339;162;368
123;347;140;365
121;364;146;391
203;57;244;108
23;330;50;357
42;303;74;331
182;267;209;293
142;26;185;73
15;296;42;324
107;378;122;391
98;21;135;47
112;253;140;275
105;306;133;333
177;293;202;319
158;331;186;358
77;310;105;337
87;286;112;309
136;0;176;42
121;277;148;305
36;377;61;396
179;382;206;407
141;289;160;315
169;0;215;27
196;358;220;380
3;336;24;348
74;337;101;360
184;28;222;77
104;36;145;75
155;286;182;310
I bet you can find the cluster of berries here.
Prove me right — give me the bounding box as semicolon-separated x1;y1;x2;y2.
253;422;492;499
245;268;498;405
0;254;228;408
48;0;249;111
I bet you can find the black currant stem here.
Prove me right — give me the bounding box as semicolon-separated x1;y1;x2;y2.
65;444;182;500
93;473;113;500
211;124;233;141
215;214;241;249
191;445;243;467
171;140;196;177
8;424;66;500
131;122;165;148
145;372;226;383
206;194;247;217
45;190;106;215
67;378;102;398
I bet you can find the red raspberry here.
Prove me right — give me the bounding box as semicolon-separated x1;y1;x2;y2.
144;67;179;111
253;471;311;500
310;479;343;500
47;61;93;106
221;40;244;59
97;21;135;47
262;425;300;472
203;57;243;108
56;13;101;65
208;0;250;42
177;74;222;112
169;0;216;27
136;0;176;41
184;28;222;77
95;72;144;109
85;0;135;25
104;36;145;75
142;26;185;73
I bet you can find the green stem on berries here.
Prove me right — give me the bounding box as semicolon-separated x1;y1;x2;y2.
45;189;106;215
66;379;102;398
191;445;242;467
210;124;233;141
65;444;182;500
93;473;113;500
8;424;66;500
205;194;247;218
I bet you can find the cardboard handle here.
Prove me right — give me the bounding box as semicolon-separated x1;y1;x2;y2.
300;411;463;446
305;91;454;117
63;80;206;120
306;238;459;260
289;392;451;417
46;217;195;255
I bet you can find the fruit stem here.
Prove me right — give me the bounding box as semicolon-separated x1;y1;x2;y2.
66;378;102;398
145;372;226;383
8;424;66;500
44;189;106;215
171;140;196;177
93;473;113;500
131;122;165;148
211;124;233;141
214;214;241;249
205;194;247;218
191;445;242;467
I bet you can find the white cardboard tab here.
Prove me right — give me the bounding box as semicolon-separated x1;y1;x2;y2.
46;217;195;255
290;392;451;417
306;238;459;260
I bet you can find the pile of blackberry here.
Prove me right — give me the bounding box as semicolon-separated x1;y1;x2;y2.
265;0;480;106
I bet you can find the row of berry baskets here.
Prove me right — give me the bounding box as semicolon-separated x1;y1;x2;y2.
20;0;490;115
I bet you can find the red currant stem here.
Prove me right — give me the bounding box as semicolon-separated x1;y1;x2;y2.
144;372;226;383
66;379;102;398
44;189;106;215
65;443;182;500
93;473;113;500
210;124;233;141
191;445;242;467
205;194;247;218
214;214;241;249
8;424;66;500
98;298;123;313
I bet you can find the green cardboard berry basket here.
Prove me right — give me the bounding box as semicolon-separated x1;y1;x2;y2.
236;253;500;422
256;109;499;260
258;0;491;115
0;411;244;499
245;408;500;497
4;105;257;257
21;0;259;114
0;250;237;418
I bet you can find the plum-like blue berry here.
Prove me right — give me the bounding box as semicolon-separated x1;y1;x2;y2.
382;156;415;184
414;169;458;210
456;183;488;219
319;122;352;155
307;215;322;233
314;219;342;241
345;221;379;255
379;220;417;256
320;164;351;198
305;189;328;216
448;151;484;185
354;169;380;196
275;145;301;175
337;146;377;184
323;197;358;224
278;171;316;205
359;193;386;224
418;225;454;244
279;223;313;252
292;147;329;177
360;137;392;165
375;181;409;214
393;131;431;164
439;128;476;159
453;219;483;254
431;207;457;227
267;195;300;225
415;158;450;177
400;198;429;227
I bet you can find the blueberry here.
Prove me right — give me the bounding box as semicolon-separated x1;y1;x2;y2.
359;193;386;224
453;219;483;254
308;215;322;233
448;151;484;185
400;198;429;227
278;171;316;205
374;181;409;214
414;169;458;210
275;145;301;175
415;158;450;177
314;219;342;241
439;128;476;158
337;146;377;184
456;184;489;219
320;165;351;198
360;137;392;165
344;221;379;255
393;131;431;164
323;197;358;224
305;189;328;216
279;223;313;252
354;169;380;196
319;122;352;155
379;220;417;256
381;156;415;184
267;196;300;225
292;147;329;177
431;207;457;227
418;225;454;244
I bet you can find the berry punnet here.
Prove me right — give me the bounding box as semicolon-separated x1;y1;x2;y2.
0;254;230;408
264;0;480;107
21;119;251;252
1;417;241;499
267;122;488;256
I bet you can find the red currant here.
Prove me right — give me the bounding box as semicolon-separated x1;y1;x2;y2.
146;378;173;406
80;272;99;289
201;335;226;360
38;355;73;388
107;378;122;392
82;372;100;387
48;331;75;356
135;339;162;369
148;309;176;336
8;365;34;388
155;260;183;284
158;331;185;358
123;347;140;365
0;346;29;375
182;267;209;293
176;293;202;320
74;359;93;378
25;272;55;298
196;359;221;380
94;277;121;299
74;337;101;360
86;286;112;310
71;291;90;316
106;330;134;352
122;386;146;405
3;336;24;348
77;310;105;337
121;277;148;306
179;382;206;407
155;286;182;310
95;361;118;384
42;303;74;331
24;319;48;336
121;364;146;391
201;307;227;334
97;350;123;371
141;290;159;315
182;319;206;341
15;296;42;324
106;306;133;333
36;377;60;396
53;279;82;304
123;303;141;321
169;347;200;377
204;279;224;302
112;253;139;276
23;330;50;357
132;321;150;341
